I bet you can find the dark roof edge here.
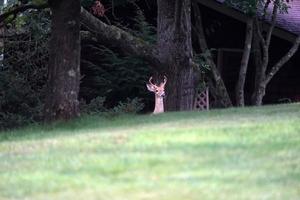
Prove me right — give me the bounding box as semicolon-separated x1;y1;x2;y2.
195;0;297;43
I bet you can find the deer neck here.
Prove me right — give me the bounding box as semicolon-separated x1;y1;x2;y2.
153;96;164;114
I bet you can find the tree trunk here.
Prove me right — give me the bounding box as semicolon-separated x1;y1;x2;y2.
44;0;81;121
253;83;266;106
192;2;232;108
235;17;253;106
251;22;264;105
157;0;195;111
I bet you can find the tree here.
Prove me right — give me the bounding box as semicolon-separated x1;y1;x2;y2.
44;0;81;121
226;0;300;106
251;0;300;105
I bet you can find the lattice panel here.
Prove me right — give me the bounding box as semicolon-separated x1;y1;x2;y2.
194;87;209;111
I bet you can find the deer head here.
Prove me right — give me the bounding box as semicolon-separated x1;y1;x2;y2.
146;76;167;114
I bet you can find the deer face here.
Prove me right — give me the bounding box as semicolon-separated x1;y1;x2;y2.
146;76;167;98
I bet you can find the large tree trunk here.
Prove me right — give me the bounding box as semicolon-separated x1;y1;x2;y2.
157;0;195;111
44;0;81;121
235;17;253;106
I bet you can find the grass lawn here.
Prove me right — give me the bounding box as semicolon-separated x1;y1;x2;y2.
0;103;300;200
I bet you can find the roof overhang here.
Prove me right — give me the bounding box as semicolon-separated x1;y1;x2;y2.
195;0;298;43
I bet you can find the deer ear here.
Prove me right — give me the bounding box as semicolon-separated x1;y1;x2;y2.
146;84;156;92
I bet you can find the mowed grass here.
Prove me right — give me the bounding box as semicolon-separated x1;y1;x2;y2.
0;104;300;200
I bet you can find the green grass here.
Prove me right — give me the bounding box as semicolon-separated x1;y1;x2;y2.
1;103;300;200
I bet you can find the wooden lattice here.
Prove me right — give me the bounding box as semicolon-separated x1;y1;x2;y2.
194;87;209;111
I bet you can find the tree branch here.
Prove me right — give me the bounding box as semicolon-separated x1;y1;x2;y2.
266;0;278;46
80;7;162;71
260;0;279;77
262;0;271;21
264;35;300;85
235;17;254;106
255;17;265;46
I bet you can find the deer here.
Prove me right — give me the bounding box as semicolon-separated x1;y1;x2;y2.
146;76;167;114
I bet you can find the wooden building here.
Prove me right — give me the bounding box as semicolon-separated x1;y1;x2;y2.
195;0;300;104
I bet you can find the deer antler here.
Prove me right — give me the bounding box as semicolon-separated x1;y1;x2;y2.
161;75;167;86
149;76;155;86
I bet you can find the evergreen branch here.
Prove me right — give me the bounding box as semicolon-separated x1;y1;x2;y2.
0;3;49;24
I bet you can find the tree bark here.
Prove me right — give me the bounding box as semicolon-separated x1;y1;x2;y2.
44;0;81;121
192;2;232;108
235;17;253;106
251;22;264;105
157;0;195;111
253;83;266;106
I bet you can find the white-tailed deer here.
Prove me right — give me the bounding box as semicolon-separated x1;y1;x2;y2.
146;76;167;114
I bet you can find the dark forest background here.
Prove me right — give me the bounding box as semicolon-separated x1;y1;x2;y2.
0;0;161;128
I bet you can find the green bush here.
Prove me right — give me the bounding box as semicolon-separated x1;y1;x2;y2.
0;70;44;129
0;10;49;129
80;96;144;116
111;97;144;114
80;96;107;114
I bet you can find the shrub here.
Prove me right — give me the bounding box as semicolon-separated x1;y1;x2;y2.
80;96;107;114
111;97;144;114
0;10;49;130
80;96;144;116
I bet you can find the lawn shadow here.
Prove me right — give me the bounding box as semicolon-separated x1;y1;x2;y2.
0;103;299;142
